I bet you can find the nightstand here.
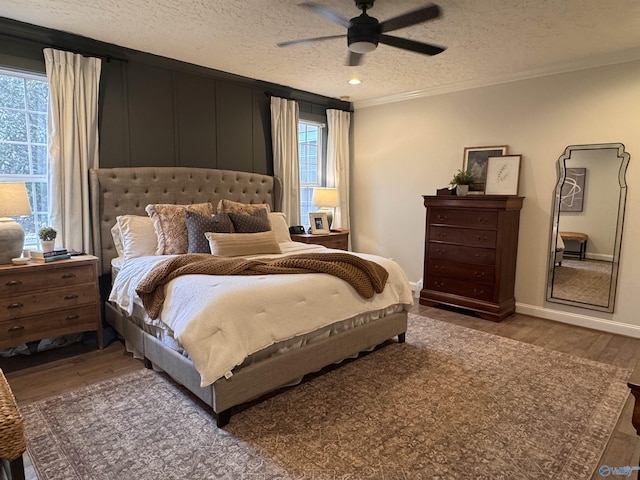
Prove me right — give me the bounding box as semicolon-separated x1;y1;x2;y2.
0;255;103;350
291;230;349;251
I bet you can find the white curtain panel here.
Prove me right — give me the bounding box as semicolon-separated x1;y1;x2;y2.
270;97;300;225
326;109;351;231
44;48;101;253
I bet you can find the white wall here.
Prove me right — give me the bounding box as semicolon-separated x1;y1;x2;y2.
352;60;640;335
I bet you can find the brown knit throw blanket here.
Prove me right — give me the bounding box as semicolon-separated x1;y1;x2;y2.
136;253;389;319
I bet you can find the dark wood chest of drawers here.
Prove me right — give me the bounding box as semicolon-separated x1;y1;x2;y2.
420;196;524;321
0;255;103;350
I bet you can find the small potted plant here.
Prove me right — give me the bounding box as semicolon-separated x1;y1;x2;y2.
38;226;57;252
449;169;474;196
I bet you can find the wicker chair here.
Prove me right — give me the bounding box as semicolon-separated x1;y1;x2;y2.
0;369;25;480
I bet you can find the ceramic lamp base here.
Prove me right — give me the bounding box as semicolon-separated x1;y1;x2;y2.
0;218;25;265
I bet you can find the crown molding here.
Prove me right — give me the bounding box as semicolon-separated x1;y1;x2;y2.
354;49;640;110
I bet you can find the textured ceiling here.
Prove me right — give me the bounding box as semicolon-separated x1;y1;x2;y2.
1;0;640;107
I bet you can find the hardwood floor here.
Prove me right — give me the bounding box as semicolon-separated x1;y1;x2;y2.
1;304;639;480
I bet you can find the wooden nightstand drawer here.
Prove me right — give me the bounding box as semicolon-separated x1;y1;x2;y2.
0;304;99;349
1;283;98;321
291;231;349;251
0;264;95;297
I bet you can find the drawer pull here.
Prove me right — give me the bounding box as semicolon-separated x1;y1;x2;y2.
478;217;489;224
435;248;445;255
474;271;486;278
437;232;447;239
434;281;444;288
66;315;80;321
436;214;448;221
62;273;76;279
8;325;25;332
476;235;488;242
7;302;23;309
64;294;79;300
5;280;22;286
473;288;485;295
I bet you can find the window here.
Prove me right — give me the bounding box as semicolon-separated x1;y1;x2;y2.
0;68;50;248
298;120;325;229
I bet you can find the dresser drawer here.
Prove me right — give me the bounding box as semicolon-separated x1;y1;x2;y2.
425;275;495;302
427;243;496;266
429;226;497;248
0;283;97;321
426;260;495;284
0;304;99;349
0;264;95;297
430;208;498;229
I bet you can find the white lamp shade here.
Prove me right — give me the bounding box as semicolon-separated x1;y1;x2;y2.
312;188;339;208
0;183;32;217
0;183;32;264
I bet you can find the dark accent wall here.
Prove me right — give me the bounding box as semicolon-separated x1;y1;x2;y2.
0;17;352;175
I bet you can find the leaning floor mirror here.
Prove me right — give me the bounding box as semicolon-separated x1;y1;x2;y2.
546;143;630;313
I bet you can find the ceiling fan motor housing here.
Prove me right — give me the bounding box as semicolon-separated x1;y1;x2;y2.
348;13;380;52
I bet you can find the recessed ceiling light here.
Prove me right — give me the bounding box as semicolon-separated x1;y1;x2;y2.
348;78;361;85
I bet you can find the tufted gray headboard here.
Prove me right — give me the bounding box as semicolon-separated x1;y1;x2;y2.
89;167;283;275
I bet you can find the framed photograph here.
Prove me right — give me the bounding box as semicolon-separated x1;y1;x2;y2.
463;145;509;193
309;212;330;234
484;155;522;195
559;167;586;212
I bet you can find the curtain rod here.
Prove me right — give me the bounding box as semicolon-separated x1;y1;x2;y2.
0;31;129;63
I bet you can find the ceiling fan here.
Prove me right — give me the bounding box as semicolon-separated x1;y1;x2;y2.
278;0;446;66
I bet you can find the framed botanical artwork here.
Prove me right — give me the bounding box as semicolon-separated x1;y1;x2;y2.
559;167;586;212
463;145;509;193
309;212;330;234
484;155;522;195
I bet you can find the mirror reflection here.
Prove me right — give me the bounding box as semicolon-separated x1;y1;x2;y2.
546;143;630;313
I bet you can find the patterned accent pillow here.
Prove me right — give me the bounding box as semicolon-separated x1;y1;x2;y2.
185;210;234;253
227;209;271;233
145;203;213;255
205;231;281;257
217;199;271;214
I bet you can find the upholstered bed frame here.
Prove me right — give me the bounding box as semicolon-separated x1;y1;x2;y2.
89;166;407;427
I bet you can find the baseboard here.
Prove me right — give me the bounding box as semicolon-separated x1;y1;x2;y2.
409;280;423;299
516;302;640;338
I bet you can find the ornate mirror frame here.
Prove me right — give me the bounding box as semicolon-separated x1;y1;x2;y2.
546;143;630;313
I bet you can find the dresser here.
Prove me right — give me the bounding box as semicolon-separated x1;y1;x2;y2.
420;196;524;322
0;255;103;350
291;230;349;250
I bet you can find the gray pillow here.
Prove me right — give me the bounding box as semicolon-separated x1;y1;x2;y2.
228;209;271;233
185;210;234;253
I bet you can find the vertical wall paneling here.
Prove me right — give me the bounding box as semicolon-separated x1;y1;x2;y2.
252;89;271;175
216;82;253;172
175;72;217;168
99;60;130;167
126;62;175;167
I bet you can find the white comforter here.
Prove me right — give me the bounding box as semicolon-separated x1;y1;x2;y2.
109;242;413;386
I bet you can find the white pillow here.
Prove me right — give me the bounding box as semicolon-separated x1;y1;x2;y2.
116;215;158;261
268;212;291;243
110;223;124;257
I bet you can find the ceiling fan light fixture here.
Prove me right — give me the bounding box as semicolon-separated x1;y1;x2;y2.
348;41;377;54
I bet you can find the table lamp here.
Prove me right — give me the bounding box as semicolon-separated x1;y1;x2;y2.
0;183;33;264
312;187;339;230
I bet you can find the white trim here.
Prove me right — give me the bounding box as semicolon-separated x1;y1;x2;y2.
354;51;640;109
516;302;640;339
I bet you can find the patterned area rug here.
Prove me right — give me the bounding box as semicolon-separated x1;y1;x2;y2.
22;314;630;479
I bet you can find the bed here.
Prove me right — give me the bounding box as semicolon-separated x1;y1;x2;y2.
89;166;411;427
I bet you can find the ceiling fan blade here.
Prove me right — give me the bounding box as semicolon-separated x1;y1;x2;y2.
278;34;346;47
379;34;446;56
380;4;441;33
301;2;351;28
346;51;364;66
